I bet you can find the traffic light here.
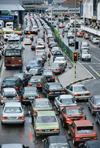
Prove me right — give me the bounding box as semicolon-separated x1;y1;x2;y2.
73;52;78;62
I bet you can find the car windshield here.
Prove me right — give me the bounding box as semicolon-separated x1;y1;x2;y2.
95;99;100;105
3;80;15;86
4;91;17;97
30;77;41;82
77;126;94;134
4;107;22;113
50;143;69;148
60;98;74;103
82;43;88;47
8;40;20;44
82;50;89;54
66;109;82;115
29;69;38;73
51;64;59;68
74;86;87;92
55;58;64;61
24;90;37;96
37;116;57;123
43;71;52;75
35;101;50;108
29;61;37;64
50;84;63;90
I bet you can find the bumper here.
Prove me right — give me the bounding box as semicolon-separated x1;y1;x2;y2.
2;120;24;124
75;96;90;100
35;130;59;136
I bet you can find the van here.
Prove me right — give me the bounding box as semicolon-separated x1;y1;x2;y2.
6;22;13;30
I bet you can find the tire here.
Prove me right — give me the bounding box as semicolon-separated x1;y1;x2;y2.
1;121;4;125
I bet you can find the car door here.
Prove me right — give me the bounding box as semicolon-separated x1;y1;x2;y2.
70;122;76;138
43;84;48;95
60;107;66;122
66;85;73;95
89;96;94;111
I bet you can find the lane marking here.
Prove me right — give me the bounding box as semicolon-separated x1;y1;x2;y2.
89;66;100;77
92;55;100;62
82;63;100;65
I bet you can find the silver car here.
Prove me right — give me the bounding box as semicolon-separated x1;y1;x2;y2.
54;94;77;111
1;102;25;125
65;84;91;101
0;88;20;105
88;95;100;115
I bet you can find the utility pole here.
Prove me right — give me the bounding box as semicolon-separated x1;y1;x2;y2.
74;0;76;78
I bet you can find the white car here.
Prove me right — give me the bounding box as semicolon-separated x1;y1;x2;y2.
80;49;91;61
65;84;91;101
92;37;99;44
54;57;67;68
24;38;31;45
51;47;61;55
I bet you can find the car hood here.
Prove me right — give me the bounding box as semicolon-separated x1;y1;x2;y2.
36;122;59;129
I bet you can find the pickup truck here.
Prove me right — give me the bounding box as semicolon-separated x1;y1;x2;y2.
53;51;64;61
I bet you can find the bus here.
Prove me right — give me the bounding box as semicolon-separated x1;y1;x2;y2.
4;44;23;69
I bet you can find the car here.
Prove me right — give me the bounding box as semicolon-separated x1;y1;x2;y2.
60;106;86;127
0;143;29;148
24;38;31;45
91;37;99;44
54;57;67;68
0;88;20;105
89;35;94;42
33;110;60;136
1;102;25;125
42;82;66;99
88;95;100;115
59;23;65;28
64;27;69;32
21;86;40;105
95;112;100;124
37;40;45;48
42;70;55;82
27;76;47;91
42;135;71;148
51;47;61;55
80;49;91;61
68;120;97;145
79;140;100;148
1;76;23;94
48;63;65;74
35;45;45;52
65;84;91;101
31;41;38;50
36;51;47;62
53;51;64;61
31;98;52;118
13;73;28;87
26;34;34;41
76;32;83;37
80;42;89;50
84;33;90;39
26;59;43;71
54;94;77;111
66;32;74;39
68;38;75;46
49;42;59;50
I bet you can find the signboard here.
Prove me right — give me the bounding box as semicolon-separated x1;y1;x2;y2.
1;11;9;15
0;15;14;20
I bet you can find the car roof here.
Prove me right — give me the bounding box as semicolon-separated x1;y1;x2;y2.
24;86;37;90
3;88;16;92
47;82;61;85
3;76;19;81
55;57;64;59
37;111;55;116
31;76;42;79
47;135;68;144
1;144;23;148
74;120;93;127
65;106;81;110
71;84;85;87
60;94;73;99
5;102;21;107
35;98;49;102
86;140;100;148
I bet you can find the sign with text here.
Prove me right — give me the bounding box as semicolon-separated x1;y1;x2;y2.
0;15;14;20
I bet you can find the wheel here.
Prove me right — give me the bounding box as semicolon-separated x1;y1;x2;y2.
1;121;4;125
72;138;76;145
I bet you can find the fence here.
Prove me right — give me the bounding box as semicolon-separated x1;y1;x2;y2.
42;18;73;62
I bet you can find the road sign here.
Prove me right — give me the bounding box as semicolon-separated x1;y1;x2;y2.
0;15;14;20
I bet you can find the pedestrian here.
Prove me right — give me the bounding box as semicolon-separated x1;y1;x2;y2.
48;52;51;66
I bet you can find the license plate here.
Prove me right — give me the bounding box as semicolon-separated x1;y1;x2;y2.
29;97;35;99
55;92;59;94
12;65;15;66
45;129;50;132
9;117;17;120
83;138;91;140
31;66;33;68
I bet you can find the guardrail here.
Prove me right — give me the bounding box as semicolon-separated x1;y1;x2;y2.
42;18;73;62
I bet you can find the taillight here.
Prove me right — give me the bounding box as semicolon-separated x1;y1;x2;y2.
36;129;41;132
48;69;51;70
27;84;32;86
61;91;66;94
41;61;43;63
15;87;18;90
75;138;80;141
31;46;33;48
86;93;91;96
19;117;24;120
33;110;36;114
75;94;80;96
94;107;99;110
37;95;40;98
17;98;20;101
52;76;54;78
1;87;4;89
62;63;64;65
1;98;3;101
23;96;26;100
37;84;42;87
56;69;60;71
54;129;59;131
93;137;97;140
66;118;72;121
49;92;54;95
2;117;8;120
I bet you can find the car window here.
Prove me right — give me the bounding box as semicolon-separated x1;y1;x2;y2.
24;90;37;96
60;98;74;103
3;80;15;86
4;107;22;113
49;84;63;90
90;96;94;103
37;116;57;123
74;86;87;92
66;109;82;115
35;101;50;108
4;91;17;97
77;126;94;134
50;143;69;148
30;77;41;82
95;99;100;105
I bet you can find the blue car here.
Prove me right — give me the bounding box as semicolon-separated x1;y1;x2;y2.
26;59;43;71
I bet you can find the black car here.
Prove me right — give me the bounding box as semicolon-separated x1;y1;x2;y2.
43;135;70;148
79;140;100;148
1;76;23;94
14;73;28;87
48;63;65;74
68;38;75;46
27;76;47;91
22;86;40;105
42;82;66;99
42;70;55;82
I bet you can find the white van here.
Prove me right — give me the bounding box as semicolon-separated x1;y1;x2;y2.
6;22;13;30
2;27;14;41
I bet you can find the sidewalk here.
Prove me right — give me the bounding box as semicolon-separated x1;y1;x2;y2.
57;62;93;88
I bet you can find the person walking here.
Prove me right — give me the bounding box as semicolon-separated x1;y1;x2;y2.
48;52;51;66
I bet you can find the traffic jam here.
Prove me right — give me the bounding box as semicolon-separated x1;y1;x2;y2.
0;13;100;148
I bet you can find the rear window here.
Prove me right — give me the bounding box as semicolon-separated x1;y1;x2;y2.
30;77;41;82
4;91;17;97
50;84;63;90
37;116;57;123
74;86;87;92
3;80;15;86
77;126;94;134
43;71;52;75
66;109;82;115
50;143;69;148
4;107;22;113
35;101;50;108
24;90;37;96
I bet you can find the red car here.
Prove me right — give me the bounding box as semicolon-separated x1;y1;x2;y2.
84;33;90;39
60;106;86;127
76;32;83;37
68;120;97;145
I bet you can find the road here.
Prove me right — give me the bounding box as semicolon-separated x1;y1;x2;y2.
0;19;100;148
